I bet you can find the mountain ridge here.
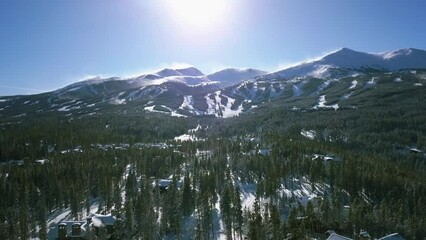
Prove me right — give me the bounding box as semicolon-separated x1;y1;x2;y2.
0;47;425;119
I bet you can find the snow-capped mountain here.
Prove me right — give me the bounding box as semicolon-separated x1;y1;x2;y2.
207;68;268;87
54;67;268;98
271;47;426;79
1;47;425;119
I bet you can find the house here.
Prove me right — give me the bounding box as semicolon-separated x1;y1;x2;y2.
359;230;371;240
326;233;353;240
378;233;405;240
258;149;272;156
89;213;117;234
55;221;87;240
158;179;172;191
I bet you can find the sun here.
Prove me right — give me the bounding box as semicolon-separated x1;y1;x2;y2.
166;0;230;29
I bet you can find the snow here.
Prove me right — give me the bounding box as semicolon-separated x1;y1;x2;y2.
174;124;204;142
179;95;204;115
110;98;126;105
152;75;212;86
342;93;352;99
144;105;187;118
379;48;413;60
91;214;116;227
349;80;358;89
311;64;333;78
292;84;302;97
279;177;325;207
414;83;423;86
301;130;316;140
35;159;49;164
366;77;377;86
47;198;101;240
240;184;257;210
220;94;243;118
314;95;339;110
207;68;267;87
273;48;426;79
204;91;242;118
315;79;333;94
205;93;217;115
58;106;71;112
394;78;402;82
292;80;306;97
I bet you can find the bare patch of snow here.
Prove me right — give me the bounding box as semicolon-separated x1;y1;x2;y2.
314;95;339;110
349;80;358;89
301;130;316;140
179;95;204;115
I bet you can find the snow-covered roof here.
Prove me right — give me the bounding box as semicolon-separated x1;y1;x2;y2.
158;179;172;188
327;233;353;240
91;214;117;227
378;233;405;240
56;221;87;238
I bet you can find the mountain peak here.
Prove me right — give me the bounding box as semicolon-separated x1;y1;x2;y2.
175;67;204;76
155;67;204;77
207;68;267;87
338;47;355;52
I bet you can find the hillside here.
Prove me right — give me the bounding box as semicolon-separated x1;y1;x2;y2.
0;48;425;240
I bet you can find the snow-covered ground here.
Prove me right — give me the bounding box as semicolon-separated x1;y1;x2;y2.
301;129;317;140
342;92;352;99
314;95;339;110
365;77;377;87
46;198;101;240
174;124;204;142
204;91;243;118
292;80;307;97
349;80;358;89
179;95;204;115
144;105;187;118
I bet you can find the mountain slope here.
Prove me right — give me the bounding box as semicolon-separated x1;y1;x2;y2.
0;48;425;120
272;47;426;79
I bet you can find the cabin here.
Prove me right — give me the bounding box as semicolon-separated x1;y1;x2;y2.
55;221;87;240
89;214;117;234
359;230;371;240
326;232;353;240
157;179;172;193
378;233;405;240
325;230;404;240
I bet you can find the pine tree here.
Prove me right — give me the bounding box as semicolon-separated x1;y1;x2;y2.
232;186;243;240
182;173;194;217
220;184;232;239
248;196;263;240
269;203;281;240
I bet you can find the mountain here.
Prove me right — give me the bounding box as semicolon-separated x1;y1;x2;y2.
0;48;425;120
271;47;426;79
207;68;268;87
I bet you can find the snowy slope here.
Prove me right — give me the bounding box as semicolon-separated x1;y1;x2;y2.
273;48;426;79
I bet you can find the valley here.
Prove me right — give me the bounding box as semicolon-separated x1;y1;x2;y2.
0;48;425;239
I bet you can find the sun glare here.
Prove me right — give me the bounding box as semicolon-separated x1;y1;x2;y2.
166;0;230;29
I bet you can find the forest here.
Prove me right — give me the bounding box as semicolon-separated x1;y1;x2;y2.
0;75;425;240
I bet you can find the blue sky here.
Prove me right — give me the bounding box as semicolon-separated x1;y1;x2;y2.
1;0;425;96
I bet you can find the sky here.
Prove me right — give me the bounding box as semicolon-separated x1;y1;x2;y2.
1;0;426;96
